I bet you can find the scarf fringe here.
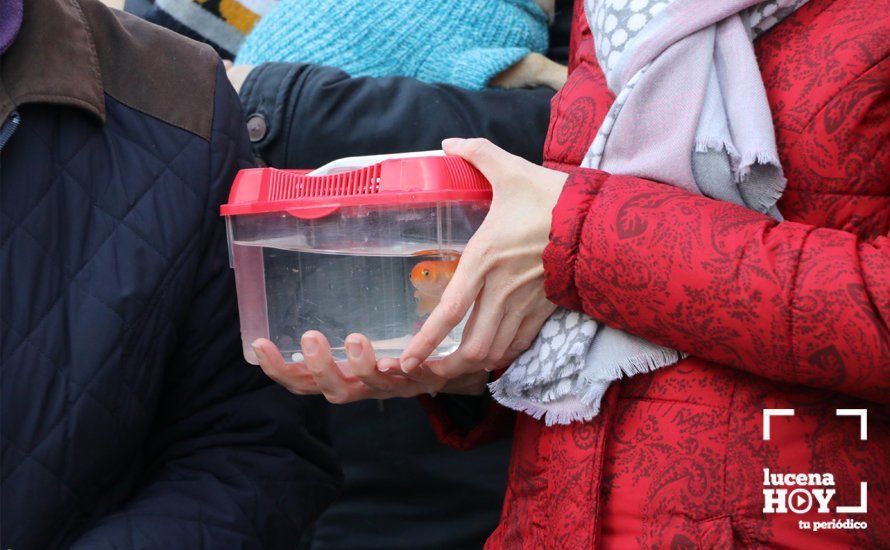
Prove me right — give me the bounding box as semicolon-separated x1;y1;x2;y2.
581;346;685;390
490;392;601;427
735;149;782;180
540;378;576;403
489;372;581;405
695;137;786;214
694;136;739;160
490;347;686;426
736;150;787;213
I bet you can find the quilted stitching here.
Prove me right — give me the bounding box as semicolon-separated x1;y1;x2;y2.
1;94;212;545
1;105;204;418
2;40;340;547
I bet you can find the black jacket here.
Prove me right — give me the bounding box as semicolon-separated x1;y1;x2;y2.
238;62;556;168
0;0;340;547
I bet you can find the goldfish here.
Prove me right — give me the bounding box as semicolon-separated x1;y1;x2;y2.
409;251;460;315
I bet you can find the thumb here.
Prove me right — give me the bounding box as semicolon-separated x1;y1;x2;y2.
441;138;520;184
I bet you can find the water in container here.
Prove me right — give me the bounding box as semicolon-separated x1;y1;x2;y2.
222;151;491;364
262;246;464;361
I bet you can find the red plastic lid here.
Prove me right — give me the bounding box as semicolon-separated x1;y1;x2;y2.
220;156;491;219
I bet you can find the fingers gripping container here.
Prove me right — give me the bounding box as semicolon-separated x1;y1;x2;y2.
221;151;491;364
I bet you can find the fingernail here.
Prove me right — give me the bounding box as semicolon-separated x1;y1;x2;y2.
251;342;267;364
302;335;318;356
441;138;464;149
378;358;399;373
401;357;420;374
346;337;363;359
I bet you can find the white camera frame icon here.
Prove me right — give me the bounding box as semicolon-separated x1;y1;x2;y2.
762;408;868;514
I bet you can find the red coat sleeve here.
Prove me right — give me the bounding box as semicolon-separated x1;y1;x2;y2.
419;394;514;451
544;165;890;403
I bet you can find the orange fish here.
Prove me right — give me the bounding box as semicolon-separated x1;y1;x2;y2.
409;253;460;315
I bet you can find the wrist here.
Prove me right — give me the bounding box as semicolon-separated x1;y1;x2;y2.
532;166;568;240
540;168;568;207
535;57;568;91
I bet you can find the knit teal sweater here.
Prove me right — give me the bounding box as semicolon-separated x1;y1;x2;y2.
236;0;549;90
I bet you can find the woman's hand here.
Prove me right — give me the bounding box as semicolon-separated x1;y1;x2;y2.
400;138;567;379
252;333;489;404
491;53;568;91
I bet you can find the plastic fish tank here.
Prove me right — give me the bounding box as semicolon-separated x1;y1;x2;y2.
221;151;491;364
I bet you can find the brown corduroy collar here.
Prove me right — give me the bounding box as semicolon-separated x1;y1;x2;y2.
0;0;218;140
0;0;105;124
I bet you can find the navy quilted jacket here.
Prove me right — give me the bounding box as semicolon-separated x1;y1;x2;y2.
0;0;341;547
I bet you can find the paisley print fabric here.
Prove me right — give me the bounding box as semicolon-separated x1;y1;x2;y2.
427;0;889;547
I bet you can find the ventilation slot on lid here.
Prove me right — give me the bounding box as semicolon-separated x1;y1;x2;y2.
269;164;383;200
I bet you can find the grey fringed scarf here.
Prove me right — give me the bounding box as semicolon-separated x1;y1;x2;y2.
491;0;806;425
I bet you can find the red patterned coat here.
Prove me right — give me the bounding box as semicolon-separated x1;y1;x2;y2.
425;0;889;547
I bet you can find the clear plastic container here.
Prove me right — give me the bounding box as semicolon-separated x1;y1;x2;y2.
222;151;491;364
